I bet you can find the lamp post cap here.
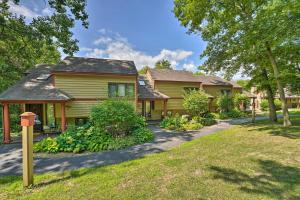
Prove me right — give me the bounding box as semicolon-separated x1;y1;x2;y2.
20;112;36;117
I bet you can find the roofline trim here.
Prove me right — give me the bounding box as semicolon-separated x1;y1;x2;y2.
0;99;72;104
51;71;138;77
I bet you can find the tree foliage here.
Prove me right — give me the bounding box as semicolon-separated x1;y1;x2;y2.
173;0;300;126
138;66;150;74
183;89;209;116
155;59;172;70
0;0;88;92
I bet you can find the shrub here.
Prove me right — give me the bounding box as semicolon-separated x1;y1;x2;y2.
260;99;269;111
192;116;216;126
233;93;250;110
183;89;209;116
217;94;234;113
183;121;203;130
160;113;183;131
274;99;282;110
34;125;154;153
33;137;59;153
132;127;155;143
34;100;153;153
90;100;146;137
260;99;282;111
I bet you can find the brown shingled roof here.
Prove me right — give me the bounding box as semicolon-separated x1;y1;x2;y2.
53;56;138;75
197;75;232;86
138;75;169;100
0;65;72;102
148;69;201;83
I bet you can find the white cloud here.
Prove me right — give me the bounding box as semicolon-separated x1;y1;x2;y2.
93;37;113;45
41;7;52;16
183;62;198;72
81;32;193;69
8;1;39;18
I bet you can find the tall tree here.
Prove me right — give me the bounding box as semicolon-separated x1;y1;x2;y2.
173;0;300;126
138;66;150;74
155;59;172;70
0;0;88;92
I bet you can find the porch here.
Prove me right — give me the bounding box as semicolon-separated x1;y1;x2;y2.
1;101;68;144
0;65;72;144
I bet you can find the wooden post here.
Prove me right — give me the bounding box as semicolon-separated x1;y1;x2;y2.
3;103;10;144
252;98;256;123
163;100;167;118
21;112;35;187
61;102;66;132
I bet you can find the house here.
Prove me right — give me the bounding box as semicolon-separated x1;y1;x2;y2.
251;86;300;110
138;69;254;120
0;57;255;143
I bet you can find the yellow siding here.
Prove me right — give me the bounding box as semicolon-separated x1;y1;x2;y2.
55;100;136;119
55;75;136;98
55;101;100;118
155;81;200;98
167;99;184;110
202;85;233;97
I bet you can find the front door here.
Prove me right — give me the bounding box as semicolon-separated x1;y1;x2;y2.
25;104;43;132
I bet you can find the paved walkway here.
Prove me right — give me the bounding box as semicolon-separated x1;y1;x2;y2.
0;115;291;176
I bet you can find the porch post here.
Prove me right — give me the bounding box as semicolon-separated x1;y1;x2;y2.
3;103;11;144
61;102;66;132
163;100;167;118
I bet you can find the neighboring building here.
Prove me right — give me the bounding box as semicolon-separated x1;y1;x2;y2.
251;86;300;110
0;57;255;143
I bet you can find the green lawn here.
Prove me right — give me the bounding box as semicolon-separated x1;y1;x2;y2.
257;108;300;117
1;117;300;200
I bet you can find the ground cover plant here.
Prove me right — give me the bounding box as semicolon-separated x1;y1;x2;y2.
160;113;216;131
2;116;300;199
34;100;154;153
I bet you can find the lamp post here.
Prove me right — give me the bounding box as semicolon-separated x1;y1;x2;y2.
20;112;35;187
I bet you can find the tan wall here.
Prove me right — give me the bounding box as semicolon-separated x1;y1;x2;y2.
54;74;137;120
202;85;233;97
202;85;234;111
54;74;136;98
155;81;200;98
154;81;200;112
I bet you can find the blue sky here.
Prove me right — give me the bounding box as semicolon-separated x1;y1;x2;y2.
9;0;207;71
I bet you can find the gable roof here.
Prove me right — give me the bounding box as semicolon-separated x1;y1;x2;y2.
52;56;138;75
0;65;72;102
147;69;201;83
197;75;232;86
138;75;169;100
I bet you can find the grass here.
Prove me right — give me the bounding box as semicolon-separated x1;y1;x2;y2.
1;117;300;199
259;108;300;117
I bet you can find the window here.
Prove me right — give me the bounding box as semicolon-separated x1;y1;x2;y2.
139;80;145;85
36;74;51;80
75;118;88;126
221;89;231;96
184;87;199;93
108;83;135;97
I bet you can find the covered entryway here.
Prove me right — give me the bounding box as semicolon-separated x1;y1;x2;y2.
137;75;169;120
0;65;72;144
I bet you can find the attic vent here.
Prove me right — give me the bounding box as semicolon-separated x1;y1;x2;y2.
36;74;51;80
139;80;145;86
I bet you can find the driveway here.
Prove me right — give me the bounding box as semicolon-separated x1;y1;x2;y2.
0;115;287;176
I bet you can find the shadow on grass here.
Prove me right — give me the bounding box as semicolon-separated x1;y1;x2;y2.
242;117;300;139
210;159;300;199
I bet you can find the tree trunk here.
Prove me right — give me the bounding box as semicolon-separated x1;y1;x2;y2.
266;42;291;127
261;68;277;122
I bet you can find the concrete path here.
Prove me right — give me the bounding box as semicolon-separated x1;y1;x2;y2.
0;115;293;176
